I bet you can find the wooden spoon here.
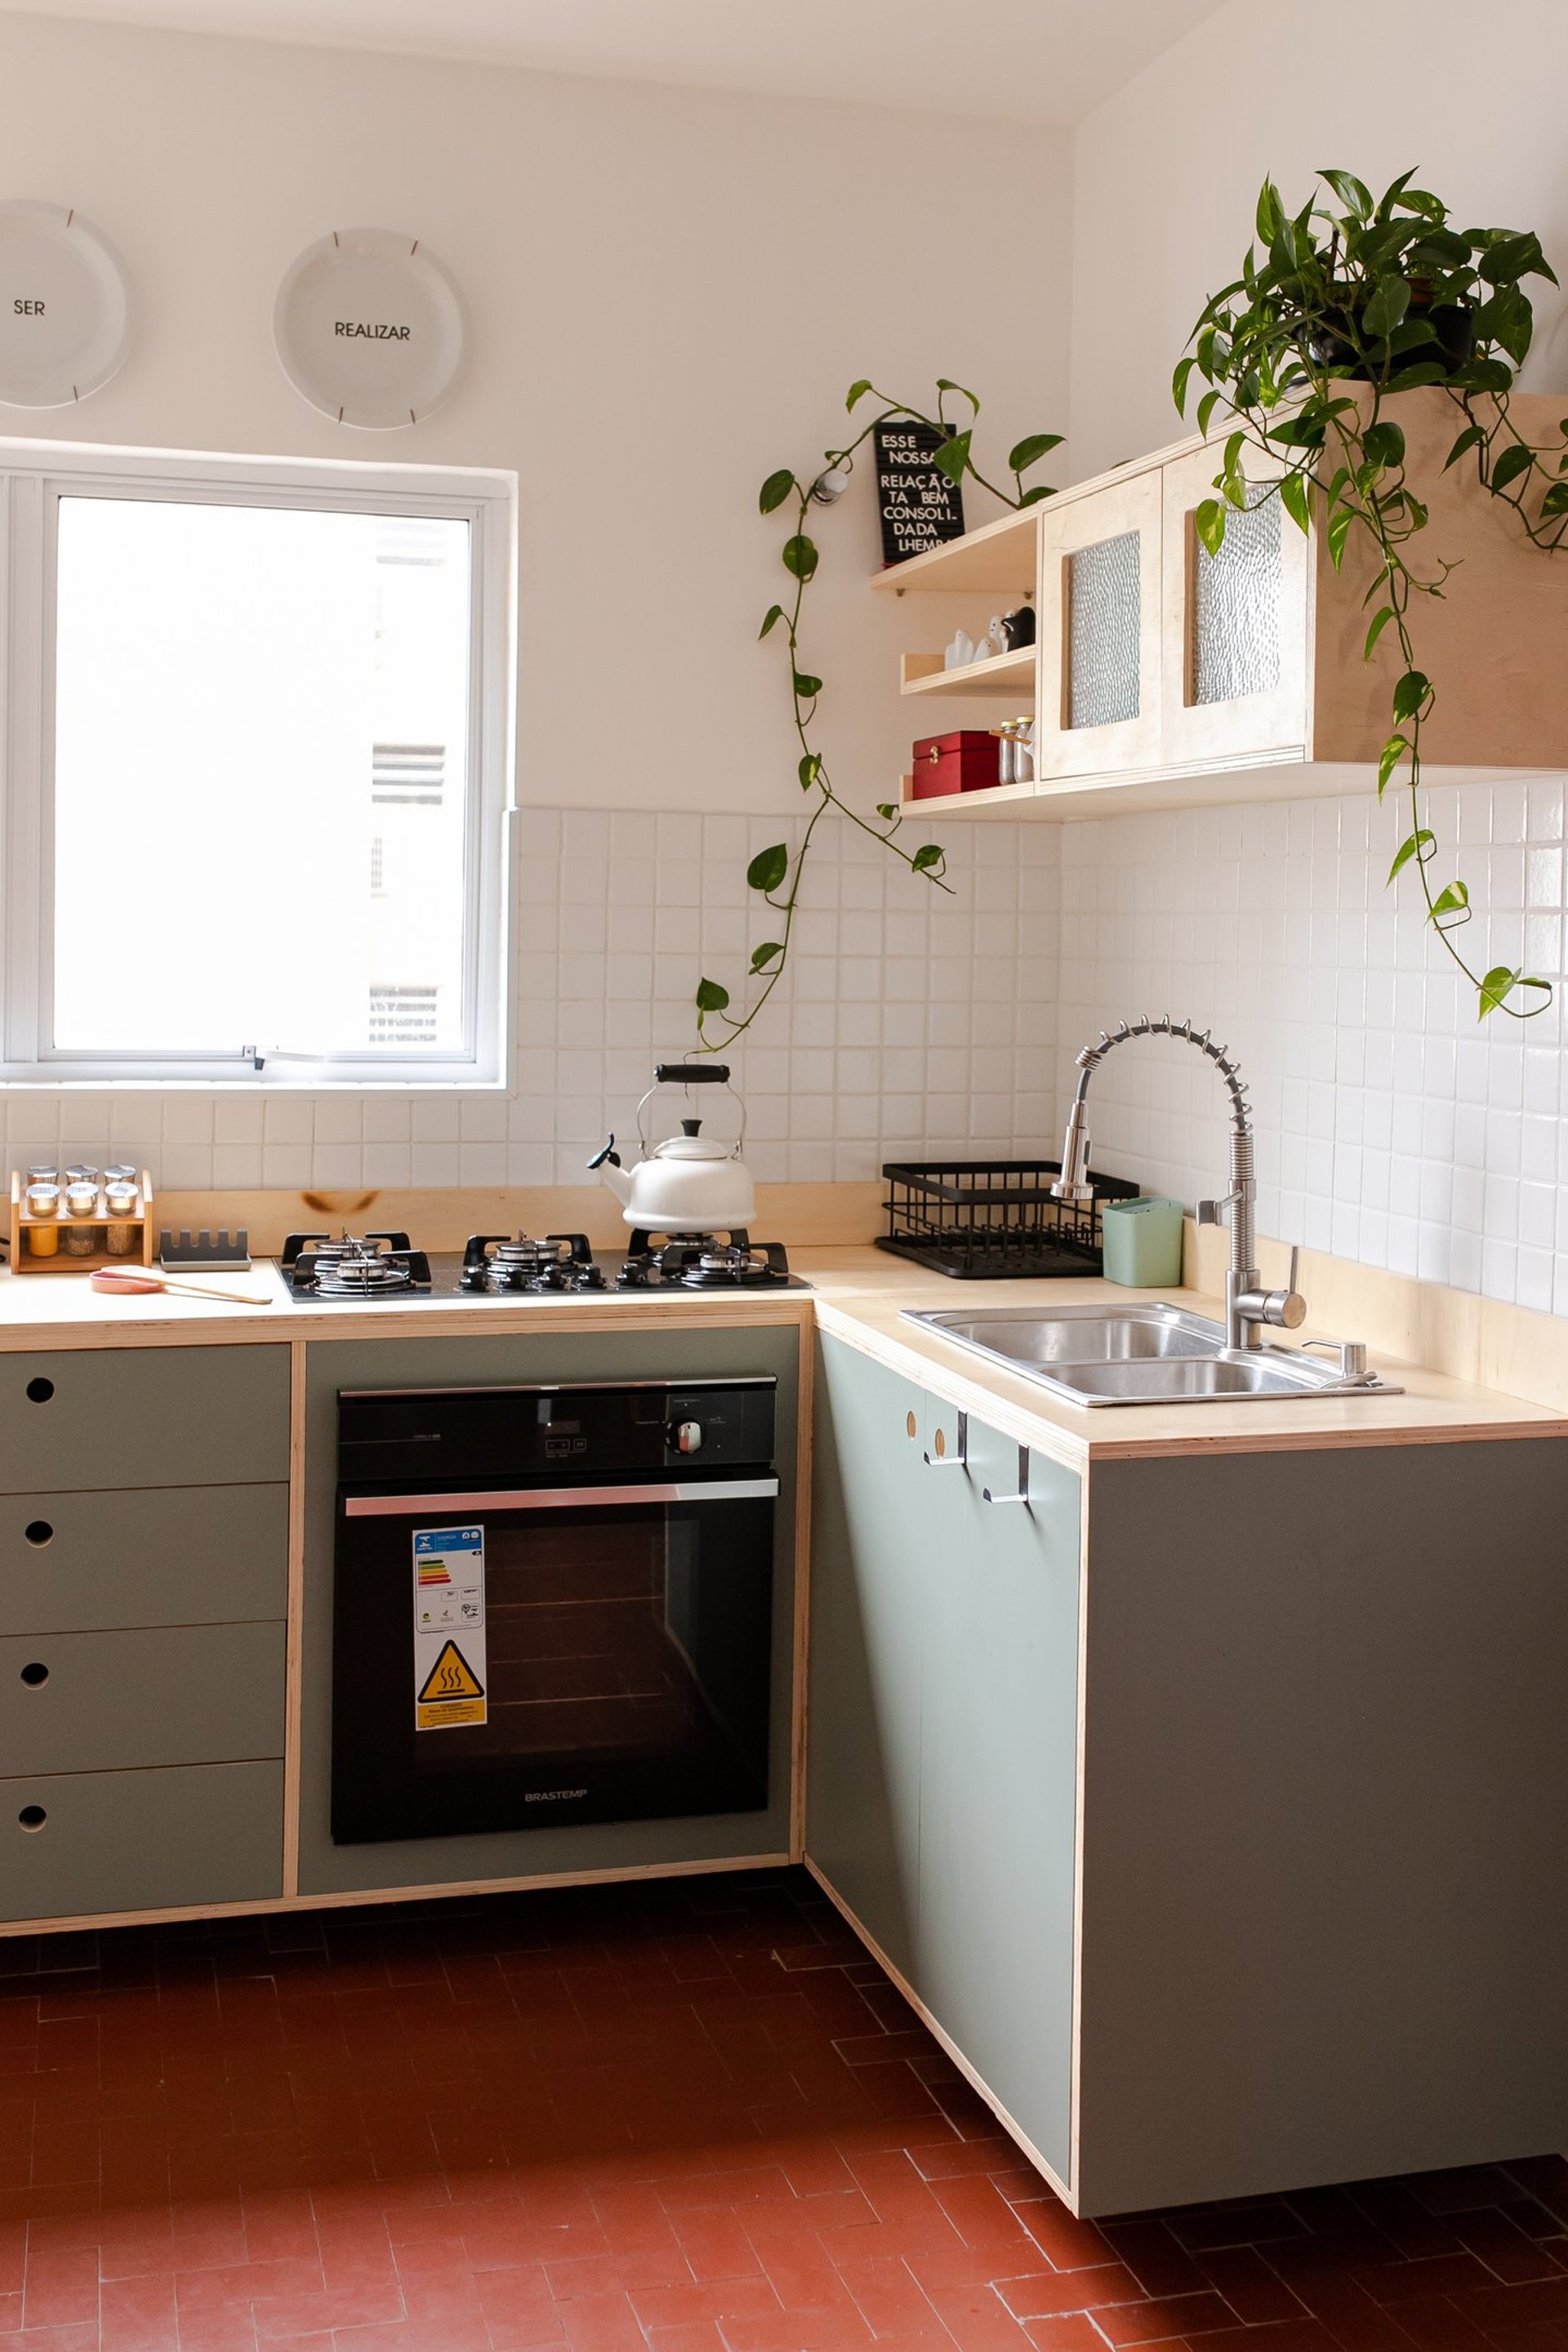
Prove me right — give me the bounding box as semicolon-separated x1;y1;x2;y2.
90;1265;272;1307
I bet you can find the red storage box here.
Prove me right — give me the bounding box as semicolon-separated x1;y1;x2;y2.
911;728;999;798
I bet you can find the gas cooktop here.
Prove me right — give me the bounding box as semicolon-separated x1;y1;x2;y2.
276;1229;808;1303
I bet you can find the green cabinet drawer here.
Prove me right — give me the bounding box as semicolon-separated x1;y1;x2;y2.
0;1346;290;1494
0;1760;283;1920
0;1484;288;1635
0;1622;284;1773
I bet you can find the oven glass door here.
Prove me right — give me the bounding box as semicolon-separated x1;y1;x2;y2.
332;1477;776;1843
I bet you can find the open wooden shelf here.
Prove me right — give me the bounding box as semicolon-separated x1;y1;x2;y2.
870;503;1040;597
901;648;1036;699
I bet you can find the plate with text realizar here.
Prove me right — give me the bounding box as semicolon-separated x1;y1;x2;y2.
273;226;464;429
0;203;131;408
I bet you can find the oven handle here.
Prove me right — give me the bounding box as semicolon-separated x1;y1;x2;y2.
342;1478;779;1517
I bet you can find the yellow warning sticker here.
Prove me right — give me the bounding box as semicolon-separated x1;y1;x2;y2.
415;1638;486;1730
412;1524;488;1731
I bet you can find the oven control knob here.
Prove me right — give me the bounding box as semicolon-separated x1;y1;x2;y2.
674;1420;703;1454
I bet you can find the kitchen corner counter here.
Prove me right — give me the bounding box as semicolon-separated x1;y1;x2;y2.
0;1244;1561;1462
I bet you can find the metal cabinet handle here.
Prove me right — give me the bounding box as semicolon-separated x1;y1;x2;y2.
924;1410;967;1469
982;1445;1031;1508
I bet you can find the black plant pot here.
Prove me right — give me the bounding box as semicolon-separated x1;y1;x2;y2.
1307;292;1475;377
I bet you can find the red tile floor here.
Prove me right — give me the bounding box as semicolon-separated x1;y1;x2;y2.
2;1866;1565;2352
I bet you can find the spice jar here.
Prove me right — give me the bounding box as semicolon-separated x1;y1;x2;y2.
64;1165;99;1186
24;1183;60;1257
105;1179;138;1254
65;1180;98;1218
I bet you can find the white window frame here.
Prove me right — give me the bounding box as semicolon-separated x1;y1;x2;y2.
0;439;516;1088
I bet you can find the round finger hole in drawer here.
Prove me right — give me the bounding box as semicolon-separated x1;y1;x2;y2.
19;1662;48;1688
24;1521;53;1548
24;1377;54;1404
17;1806;46;1833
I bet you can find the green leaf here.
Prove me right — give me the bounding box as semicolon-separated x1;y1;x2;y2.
1377;733;1410;796
932;430;972;485
759;468;796;514
1255;177;1284;243
875;803;898;821
1008;431;1065;473
1194;498;1227;557
798;752;822;790
1361;420;1406;470
781;532;818;581
791;670;822;700
1388;828;1434;881
749;942;785;973
1478;964;1519;1016
935;377;980;411
1540;480;1568;516
1444;425;1485;470
1428;880;1470;924
746;844;789;893
845;378;874;410
1364;604;1396;661
1490;442;1535;491
758;604;785;639
1361;272;1411;340
1392;668;1432;721
1018;483;1058;505
1319;167;1374;220
1326;505;1356;569
1172;354;1196;415
911;844;945;873
1196;388;1223;436
694;978;730;1014
1279;470;1312;535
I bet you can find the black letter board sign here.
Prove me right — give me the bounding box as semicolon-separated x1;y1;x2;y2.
873;420;966;566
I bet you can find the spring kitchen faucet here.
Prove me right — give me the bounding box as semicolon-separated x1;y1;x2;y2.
1050;1013;1307;1352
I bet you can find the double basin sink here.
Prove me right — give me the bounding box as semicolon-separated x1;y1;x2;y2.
903;1301;1397;1409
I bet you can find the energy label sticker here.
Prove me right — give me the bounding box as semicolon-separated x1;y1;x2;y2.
412;1526;487;1731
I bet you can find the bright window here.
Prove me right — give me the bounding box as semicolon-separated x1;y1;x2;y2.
0;446;514;1084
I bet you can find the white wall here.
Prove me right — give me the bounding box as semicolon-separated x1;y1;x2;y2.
1054;0;1568;1318
1068;0;1568;481
0;11;1073;1190
0;11;1071;817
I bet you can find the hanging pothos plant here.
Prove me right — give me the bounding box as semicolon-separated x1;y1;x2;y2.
1177;165;1560;1018
693;380;1064;1049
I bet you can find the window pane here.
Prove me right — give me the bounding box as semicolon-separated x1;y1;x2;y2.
51;497;472;1058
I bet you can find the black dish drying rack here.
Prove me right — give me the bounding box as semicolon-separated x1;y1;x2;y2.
877;1158;1139;1280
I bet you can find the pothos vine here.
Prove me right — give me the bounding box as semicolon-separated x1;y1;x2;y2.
692;380;1063;1050
1178;166;1561;1019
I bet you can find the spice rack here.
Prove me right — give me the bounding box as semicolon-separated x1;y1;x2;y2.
8;1171;155;1274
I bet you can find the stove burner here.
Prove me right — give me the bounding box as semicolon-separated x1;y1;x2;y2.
617;1233;798;1291
460;1232;607;1294
280;1230;432;1299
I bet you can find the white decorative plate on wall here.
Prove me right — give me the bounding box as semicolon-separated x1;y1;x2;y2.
0;203;131;408
273;227;464;429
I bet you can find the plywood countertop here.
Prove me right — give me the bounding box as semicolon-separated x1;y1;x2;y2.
0;1243;1561;1463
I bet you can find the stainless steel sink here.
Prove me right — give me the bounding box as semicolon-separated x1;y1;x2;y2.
903;1302;1399;1408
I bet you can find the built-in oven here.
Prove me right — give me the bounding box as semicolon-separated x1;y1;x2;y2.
331;1378;777;1845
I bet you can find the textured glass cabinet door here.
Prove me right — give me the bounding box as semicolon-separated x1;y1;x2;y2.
1037;470;1165;779
1160;443;1311;767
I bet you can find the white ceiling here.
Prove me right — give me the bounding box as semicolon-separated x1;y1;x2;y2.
0;0;1230;123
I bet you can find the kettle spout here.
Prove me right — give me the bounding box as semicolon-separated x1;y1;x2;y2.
588;1135;631;1207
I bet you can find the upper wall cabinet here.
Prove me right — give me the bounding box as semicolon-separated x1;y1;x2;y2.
878;389;1568;822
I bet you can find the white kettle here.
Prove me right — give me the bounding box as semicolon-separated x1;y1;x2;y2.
590;1063;757;1233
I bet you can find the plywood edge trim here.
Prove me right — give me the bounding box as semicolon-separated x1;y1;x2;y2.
811;1300;1089;1472
0;1849;795;1938
804;1855;1077;2213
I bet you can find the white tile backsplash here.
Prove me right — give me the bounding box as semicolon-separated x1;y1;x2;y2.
10;777;1566;1318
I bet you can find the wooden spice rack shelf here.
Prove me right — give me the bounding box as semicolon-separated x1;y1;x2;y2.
8;1171;155;1274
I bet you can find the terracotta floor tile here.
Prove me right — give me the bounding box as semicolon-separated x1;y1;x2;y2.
0;1871;1561;2352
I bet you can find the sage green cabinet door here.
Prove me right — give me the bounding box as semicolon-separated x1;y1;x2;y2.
0;1484;288;1635
0;1346;291;1494
807;1334;933;1976
915;1419;1082;2187
0;1760;284;1920
0;1622;285;1773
